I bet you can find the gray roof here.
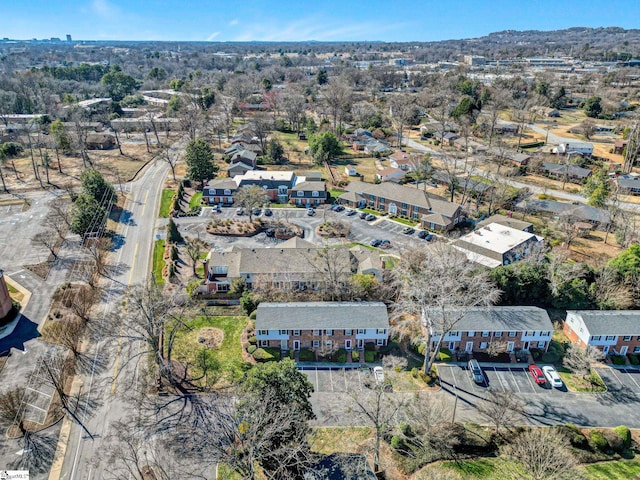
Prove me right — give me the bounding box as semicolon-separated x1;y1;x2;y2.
225;161;254;171
477;214;533;232
617;174;640;189
569;310;640;336
542;162;592;179
343;181;462;218
206;178;238;190
291;181;327;192
516;199;610;224
429;306;553;332
256;302;389;330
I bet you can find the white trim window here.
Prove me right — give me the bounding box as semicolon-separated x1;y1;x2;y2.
376;338;386;346
325;329;333;336
312;191;319;197
258;330;268;335
494;332;502;337
297;191;304;197
508;331;517;337
623;336;632;341
345;329;353;335
482;331;490;337
357;329;365;334
376;328;386;334
293;330;300;336
279;330;288;335
537;341;546;349
325;340;333;348
259;340;269;347
312;329;320;336
605;336;616;341
313;340;320;348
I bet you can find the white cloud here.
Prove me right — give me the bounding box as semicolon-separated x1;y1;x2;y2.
91;0;119;19
229;19;239;26
207;31;221;41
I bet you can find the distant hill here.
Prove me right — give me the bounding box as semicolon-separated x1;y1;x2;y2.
412;27;640;62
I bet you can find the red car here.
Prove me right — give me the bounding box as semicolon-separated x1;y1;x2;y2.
528;364;547;386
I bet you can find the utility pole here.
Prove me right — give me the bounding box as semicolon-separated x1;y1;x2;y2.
451;384;458;425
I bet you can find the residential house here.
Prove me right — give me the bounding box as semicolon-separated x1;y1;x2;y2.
436;131;459;146
515;199;611;226
476;214;534;233
432;306;553;354
203;238;383;293
452;223;544;268
531;106;560;118
290;181;328;206
564;310;640;356
203;178;237;205
616;173;640;195
225;142;262;157
614;140;629;155
540;162;592;182
375;167;406;183
225;161;255;178
363;139;391;155
255;302;389;352
230;149;258;168
85;133;115;150
232;170;297;203
453;138;488;155
389;151;417;171
344;165;358;177
555;142;594;156
338;181;464;232
487;147;531;167
495;124;518;134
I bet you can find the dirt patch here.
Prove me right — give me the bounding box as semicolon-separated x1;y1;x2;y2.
197;327;224;349
207;219;263;236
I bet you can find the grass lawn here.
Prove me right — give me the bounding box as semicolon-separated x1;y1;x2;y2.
581;460;640;479
383;256;398;269
327;188;345;203
388;216;418;227
189;191;203;209
359;207;383;216
345;242;376;251
310;427;373;454
172;315;249;387
558;368;606;392
216;464;243;480
159;189;175;218
152;239;165;287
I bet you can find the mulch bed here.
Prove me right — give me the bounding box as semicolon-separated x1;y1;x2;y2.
197;327;224;349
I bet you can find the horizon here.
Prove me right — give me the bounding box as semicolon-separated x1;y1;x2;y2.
3;0;640;43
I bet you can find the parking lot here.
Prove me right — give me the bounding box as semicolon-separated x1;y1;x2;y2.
438;364;566;397
595;367;640;395
301;366;374;393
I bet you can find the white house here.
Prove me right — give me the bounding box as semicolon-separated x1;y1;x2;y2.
555;141;594;156
345;165;358;177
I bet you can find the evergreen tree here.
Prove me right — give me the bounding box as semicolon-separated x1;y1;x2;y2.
184;139;218;189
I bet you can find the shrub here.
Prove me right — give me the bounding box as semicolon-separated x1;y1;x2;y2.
365;351;376;363
438;348;452;362
589;430;609;452
248;336;257;345
419;372;435;385
411;367;419;378
333;348;347;363
611;355;626;365
364;342;376;351
252;348;275;362
247;345;257;354
613;425;632;449
557;424;589;449
628;354;640;366
541;351;560;363
351;350;360;362
603;429;625;453
299;348;315;362
249;310;257;320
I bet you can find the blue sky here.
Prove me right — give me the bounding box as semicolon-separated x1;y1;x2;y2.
2;0;640;42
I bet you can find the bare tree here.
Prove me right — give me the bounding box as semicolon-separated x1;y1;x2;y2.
389;94;416;148
499;428;579;480
591;265;633;310
280;90;307;134
49;195;73;228
563;344;604;379
0;387;28;435
477;389;524;435
323;79;351;135
249;113;273;153
162;146;180;182
32;229;61;261
306;246;353;301
347;381;403;475
41;319;85;357
69;283;99;322
184;236;207;278
392;243;501;373
234;185;267;222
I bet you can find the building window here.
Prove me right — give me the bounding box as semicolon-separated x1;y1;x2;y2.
376;328;386;334
345;329;353;335
279;330;288;335
312;191;319;197
325;329;333;336
213;266;227;274
591;335;601;341
449;331;458;336
413;212;419;219
217;283;229;292
293;330;300;336
357;329;365;334
259;340;268;347
538;341;546;349
508;331;517;337
482;331;489;337
623;336;632;341
467;331;475;337
494;332;502;337
313;329;320;336
313;340;320;348
223;189;231;195
635;347;640;353
605;336;616;341
297;191;304;197
480;342;488;349
258;330;268;335
525;331;534;336
402;202;407;208
326;340;333;347
376;339;386;346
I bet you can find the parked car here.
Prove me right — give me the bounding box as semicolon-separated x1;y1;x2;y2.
359;212;367;219
253;208;262;216
373;366;384;384
417;230;433;240
365;214;376;221
468;359;484;384
346;209;357;216
402;226;415;234
370;238;382;247
330;204;340;211
235;207;244;215
335;205;345;212
307;208;316;216
528;364;547;386
380;239;391;248
265;228;275;237
542;365;563;388
264;208;273;216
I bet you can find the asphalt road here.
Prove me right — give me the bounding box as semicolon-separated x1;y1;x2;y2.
58;154;173;480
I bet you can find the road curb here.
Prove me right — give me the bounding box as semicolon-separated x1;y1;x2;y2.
48;377;83;480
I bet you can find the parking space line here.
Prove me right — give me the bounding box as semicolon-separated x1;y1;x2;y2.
493;367;506;392
329;368;334;392
315;368;319;392
607;367;624;387
509;369;522;393
626;370;640;392
523;367;539;393
344;368;348;391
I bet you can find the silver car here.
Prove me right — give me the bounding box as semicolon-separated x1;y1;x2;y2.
468;359;484;384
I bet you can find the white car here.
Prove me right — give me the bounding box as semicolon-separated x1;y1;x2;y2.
373;366;384;384
542;365;563;388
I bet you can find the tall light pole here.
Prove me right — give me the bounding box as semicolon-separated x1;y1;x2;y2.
451;384;458;425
